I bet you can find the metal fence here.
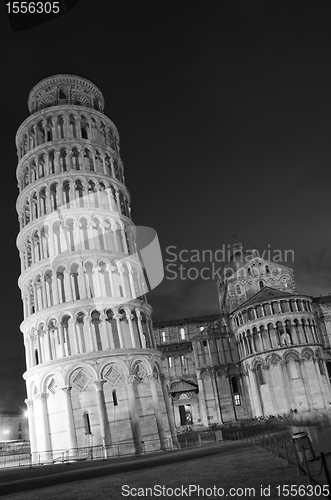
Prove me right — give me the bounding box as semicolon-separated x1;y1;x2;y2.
0;437;175;469
226;430;331;499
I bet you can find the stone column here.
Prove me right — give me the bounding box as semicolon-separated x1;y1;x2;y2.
105;319;115;349
280;361;294;410
259;331;265;351
23;293;28;319
52;273;60;305
114;313;124;348
115;189;121;213
237;339;243;359
87;222;95;249
126;312;136;348
61;387;78;452
108;265;116;296
307;323;315;344
78;265;88;299
290;324;299;345
147;320;155;349
48;224;55;257
268;325;278;348
227;375;238;421
149;374;168;450
241;337;246;357
46;328;52;361
238;373;249;415
58;324;66;357
45;152;50;176
249;333;256;353
94;381;112;449
99;313;110;349
36;393;52;454
322;358;331;392
128;269;136;298
76;322;84;353
28;338;35;367
25;399;37;454
63;269;73;302
54;151;60;173
84;316;95;352
313;359;328;408
37;332;43;364
24;341;30;370
68;317;79;354
121;227;129;253
42;276;47;307
63;325;70;356
299;360;313;409
160;375;179;447
98;267;107;297
92;269;101;297
119;267;127;296
248;368;263;416
301;323;309;344
74;221;81;251
69;181;75;208
196;371;209;426
211;370;223;424
244;371;256;416
126;376;144;454
112;226;120;252
136;311;146;348
265;365;279;414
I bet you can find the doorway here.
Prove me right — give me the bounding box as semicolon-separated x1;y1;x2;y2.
179;404;193;425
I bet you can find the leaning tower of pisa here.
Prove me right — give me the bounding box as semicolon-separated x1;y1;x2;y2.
16;74;177;457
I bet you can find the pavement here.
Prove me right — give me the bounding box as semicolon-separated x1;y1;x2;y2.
0;441;242;496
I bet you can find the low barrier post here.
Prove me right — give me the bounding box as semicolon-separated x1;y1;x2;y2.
274;435;279;457
301;445;312;485
321;452;331;497
283;435;289;464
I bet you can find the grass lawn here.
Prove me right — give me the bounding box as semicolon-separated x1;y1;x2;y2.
0;442;319;500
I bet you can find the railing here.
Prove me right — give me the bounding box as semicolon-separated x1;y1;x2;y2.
226;430;331;499
0;437;176;469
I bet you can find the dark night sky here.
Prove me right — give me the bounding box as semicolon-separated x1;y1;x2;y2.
1;0;331;411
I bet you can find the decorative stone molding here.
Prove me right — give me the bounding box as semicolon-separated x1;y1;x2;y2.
93;380;105;391
125;375;137;384
61;386;72;396
47;376;62;396
71;369;91;391
103;364;122;385
35;392;48;402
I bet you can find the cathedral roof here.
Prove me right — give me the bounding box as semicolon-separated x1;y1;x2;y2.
313;295;331;305
231;286;295;312
191;315;231;340
169;379;198;393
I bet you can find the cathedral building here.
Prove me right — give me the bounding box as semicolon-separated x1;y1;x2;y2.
15;74;177;456
153;243;331;428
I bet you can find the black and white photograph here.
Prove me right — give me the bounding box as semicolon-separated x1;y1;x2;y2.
1;1;331;498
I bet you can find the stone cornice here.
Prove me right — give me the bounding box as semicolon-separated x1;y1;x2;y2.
20;298;151;333
16;105;118;147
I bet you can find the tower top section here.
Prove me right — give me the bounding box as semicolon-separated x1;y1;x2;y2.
27;74;105;115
